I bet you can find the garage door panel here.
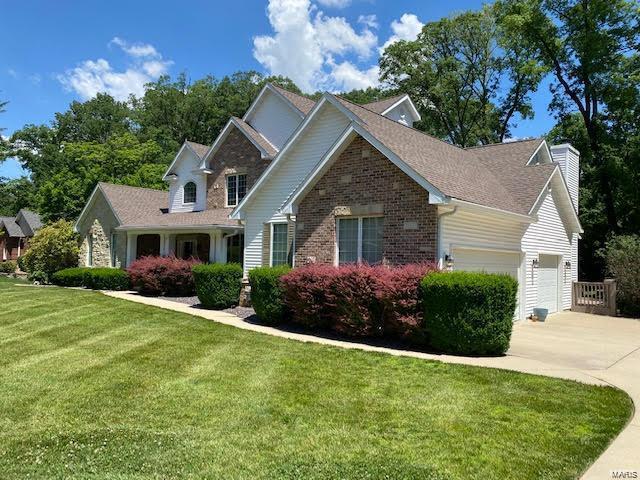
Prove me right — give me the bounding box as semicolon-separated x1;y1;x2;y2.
537;254;559;313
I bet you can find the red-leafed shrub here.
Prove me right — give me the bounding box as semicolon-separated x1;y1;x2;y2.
280;263;438;340
384;263;438;341
127;256;201;296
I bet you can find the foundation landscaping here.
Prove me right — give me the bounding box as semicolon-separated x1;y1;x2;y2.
0;275;633;479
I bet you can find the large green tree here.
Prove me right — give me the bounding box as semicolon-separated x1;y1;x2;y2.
495;0;639;234
496;0;639;278
380;9;544;146
0;177;37;216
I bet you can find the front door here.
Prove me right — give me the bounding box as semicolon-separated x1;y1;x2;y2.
178;239;196;259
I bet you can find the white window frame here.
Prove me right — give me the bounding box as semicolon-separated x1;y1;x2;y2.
225;174;247;207
335;216;383;266
270;222;290;267
183;181;197;205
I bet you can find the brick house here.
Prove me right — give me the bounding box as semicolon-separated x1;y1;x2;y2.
75;84;582;319
0;209;42;262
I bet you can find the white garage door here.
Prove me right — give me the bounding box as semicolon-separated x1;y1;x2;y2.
453;248;521;319
537;254;559;313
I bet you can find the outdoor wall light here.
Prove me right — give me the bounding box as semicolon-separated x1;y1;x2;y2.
445;254;454;269
532;259;539;269
564;260;572;269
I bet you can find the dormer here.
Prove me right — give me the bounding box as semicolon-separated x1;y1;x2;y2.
242;83;314;151
163;141;210;213
364;94;421;127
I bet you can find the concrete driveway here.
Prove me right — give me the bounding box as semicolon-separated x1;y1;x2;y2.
509;312;640;479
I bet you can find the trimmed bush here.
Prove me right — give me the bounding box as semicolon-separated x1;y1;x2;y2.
0;260;17;274
421;271;518;356
20;220;79;281
127;256;200;296
83;268;130;291
248;265;291;324
51;267;87;287
605;235;640;317
52;267;130;290
281;263;438;339
193;263;243;309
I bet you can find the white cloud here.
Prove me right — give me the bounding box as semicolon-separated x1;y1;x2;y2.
253;0;379;92
329;60;380;91
358;14;378;29
380;13;424;53
316;0;351;8
314;13;377;59
7;68;18;78
58;38;171;101
109;37;160;58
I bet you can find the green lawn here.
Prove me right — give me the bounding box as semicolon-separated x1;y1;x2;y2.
0;277;632;480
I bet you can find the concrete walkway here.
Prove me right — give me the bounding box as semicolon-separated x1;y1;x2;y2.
104;291;639;479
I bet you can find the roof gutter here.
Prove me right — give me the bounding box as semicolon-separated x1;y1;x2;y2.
114;224;244;232
448;198;536;224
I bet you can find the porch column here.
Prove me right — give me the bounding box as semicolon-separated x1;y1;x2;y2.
17;239;21;257
160;234;169;256
209;230;218;263
216;231;226;264
126;233;137;266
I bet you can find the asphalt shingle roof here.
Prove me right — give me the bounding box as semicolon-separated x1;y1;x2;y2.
333;95;556;215
0;217;25;237
232;117;278;157
98;183;238;229
185;141;210;159
362;94;407;114
270;84;316;115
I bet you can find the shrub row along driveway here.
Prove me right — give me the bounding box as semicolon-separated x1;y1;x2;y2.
0;278;632;480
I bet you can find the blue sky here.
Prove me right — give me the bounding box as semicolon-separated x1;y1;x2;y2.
1;0;556;179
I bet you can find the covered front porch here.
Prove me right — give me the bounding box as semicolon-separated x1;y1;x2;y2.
121;227;243;267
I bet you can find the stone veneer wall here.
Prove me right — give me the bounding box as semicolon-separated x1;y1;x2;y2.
77;190;126;268
206;126;271;210
295;135;438;266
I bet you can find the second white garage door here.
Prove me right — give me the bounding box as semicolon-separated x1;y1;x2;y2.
453;248;522;318
537;254;559;313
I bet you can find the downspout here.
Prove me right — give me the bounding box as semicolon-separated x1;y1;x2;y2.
437;206;457;270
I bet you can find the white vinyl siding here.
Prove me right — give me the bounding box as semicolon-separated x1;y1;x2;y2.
521;189;575;315
247;91;302;150
439;208;528;319
168;149;206;213
243;103;350;275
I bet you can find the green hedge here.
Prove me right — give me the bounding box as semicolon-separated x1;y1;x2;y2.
421;271;518;355
0;260;17;274
248;265;291;324
51;267;87;287
193;263;243;309
83;268;130;290
51;267;130;291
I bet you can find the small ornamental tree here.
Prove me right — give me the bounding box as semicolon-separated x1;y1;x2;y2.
21;220;79;282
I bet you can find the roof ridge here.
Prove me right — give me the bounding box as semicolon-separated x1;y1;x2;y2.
362;93;406;107
98;181;166;194
464;137;543;150
333;93;470;154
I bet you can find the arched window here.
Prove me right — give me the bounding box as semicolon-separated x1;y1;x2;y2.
183;182;197;204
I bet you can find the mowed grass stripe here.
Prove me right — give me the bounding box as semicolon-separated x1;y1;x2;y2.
0;279;632;480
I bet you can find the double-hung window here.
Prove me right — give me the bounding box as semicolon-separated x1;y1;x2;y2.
183;182;197;204
271;223;289;266
226;174;247;207
337;217;383;265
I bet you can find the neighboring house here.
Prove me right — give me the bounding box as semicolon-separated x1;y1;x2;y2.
75;83;581;319
0;209;43;261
